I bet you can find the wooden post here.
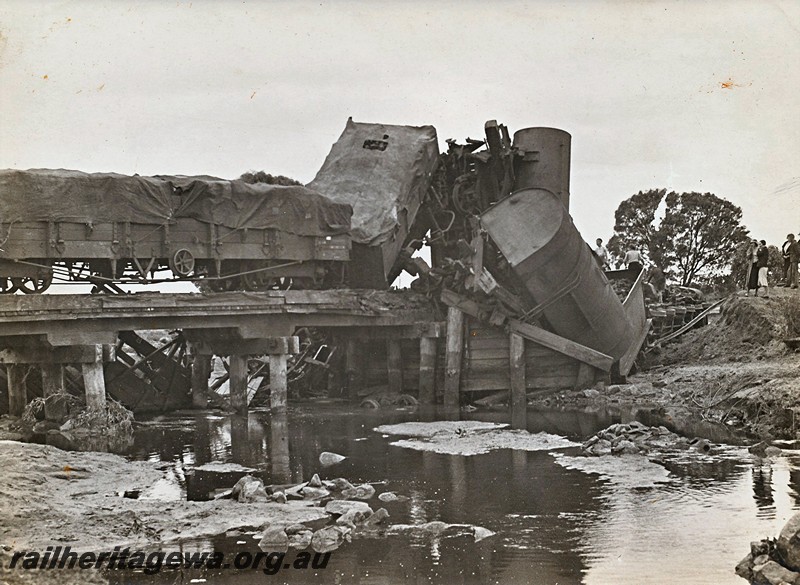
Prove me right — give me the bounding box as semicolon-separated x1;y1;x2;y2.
345;338;360;400
191;353;210;409
82;346;107;413
386;339;403;394
229;354;248;415
230;414;249;465
444;307;465;409
418;337;437;404
270;411;291;484
269;353;288;412
41;364;68;422
7;365;28;417
509;332;527;430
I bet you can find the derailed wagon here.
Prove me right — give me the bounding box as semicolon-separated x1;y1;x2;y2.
0;169;352;293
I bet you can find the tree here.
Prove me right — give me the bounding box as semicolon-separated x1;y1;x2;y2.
659;192;749;285
609;189;749;286
606;189;666;268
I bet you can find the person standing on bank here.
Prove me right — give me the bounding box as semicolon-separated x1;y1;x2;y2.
623;247;643;274
593;238;610;269
746;240;760;296
756;240;770;298
787;234;800;289
781;234;795;286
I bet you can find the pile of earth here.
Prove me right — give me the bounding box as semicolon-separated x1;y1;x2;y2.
649;291;799;366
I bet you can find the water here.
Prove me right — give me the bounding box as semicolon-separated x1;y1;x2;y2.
112;404;800;584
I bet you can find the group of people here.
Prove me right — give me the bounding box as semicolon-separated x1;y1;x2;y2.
745;234;800;298
591;238;643;273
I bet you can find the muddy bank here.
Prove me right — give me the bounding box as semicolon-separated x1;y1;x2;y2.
531;290;800;440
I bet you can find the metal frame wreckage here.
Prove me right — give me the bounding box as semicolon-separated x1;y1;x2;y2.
0;117;698;424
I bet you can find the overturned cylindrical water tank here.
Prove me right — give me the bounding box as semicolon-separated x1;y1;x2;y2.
512;128;571;209
481;188;635;360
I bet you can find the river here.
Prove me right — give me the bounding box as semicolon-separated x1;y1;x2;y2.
111;403;799;584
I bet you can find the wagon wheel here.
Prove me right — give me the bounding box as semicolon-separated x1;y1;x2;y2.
169;249;195;277
241;269;274;291
0;276;18;294
12;273;53;294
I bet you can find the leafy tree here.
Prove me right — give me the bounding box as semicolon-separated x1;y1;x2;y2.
609;189;749;286
659;192;749;285
606;189;666;268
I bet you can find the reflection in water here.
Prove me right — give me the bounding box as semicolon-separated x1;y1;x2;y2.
753;461;775;515
123;406;800;585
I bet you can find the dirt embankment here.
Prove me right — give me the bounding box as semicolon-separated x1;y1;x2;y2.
535;289;800;440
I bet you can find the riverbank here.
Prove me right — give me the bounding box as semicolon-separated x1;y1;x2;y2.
532;287;800;440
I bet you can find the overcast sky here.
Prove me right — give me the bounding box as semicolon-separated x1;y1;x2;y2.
1;0;798;247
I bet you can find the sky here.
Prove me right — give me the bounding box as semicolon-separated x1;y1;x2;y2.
1;0;799;251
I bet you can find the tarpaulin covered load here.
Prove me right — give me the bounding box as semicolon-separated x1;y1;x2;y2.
0;169;352;238
307;118;439;245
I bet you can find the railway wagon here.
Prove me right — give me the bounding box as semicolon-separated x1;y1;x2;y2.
0;169;352;293
308;118;440;288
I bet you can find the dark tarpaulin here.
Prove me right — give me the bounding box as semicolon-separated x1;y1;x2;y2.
307;118;439;245
174;178;352;236
0;169;174;224
0;169;352;238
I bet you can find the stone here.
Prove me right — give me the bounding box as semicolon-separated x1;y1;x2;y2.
319;452;346;467
325;478;354;492
611;439;639;455
735;553;754;581
342;483;376;500
363;507;390;527
581;388;600;399
258;525;289;553
271;491;287;504
335;507;371;529
778;513;800;571
588;439;612;456
325;499;373;516
473;526;495;542
300;486;330;500
308;473;323;488
378;492;399;502
232;475;269;503
754;560;800;585
765;446;783;457
311;525;350;553
690;438;712;454
284;525;313;550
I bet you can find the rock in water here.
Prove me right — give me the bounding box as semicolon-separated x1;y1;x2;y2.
325;499;372;516
311;525;350;553
319;452;346;467
778;512;800;571
232;475;269;503
473;526;495;542
364;508;390;527
308;473;323;488
258;525;289;552
753;560;800;585
342;483;375;500
378;491;399;502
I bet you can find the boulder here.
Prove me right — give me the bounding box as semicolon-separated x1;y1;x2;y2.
232;475;269;503
258;525;289;552
378;492;399;502
319;452;346;467
363;508;390;527
753;560;800;585
778;513;800;571
335;507;371;529
300;486;330;500
326;478;355;492
325;499;373;516
308;473;323;488
311;525;351;553
342;483;376;500
285;525;313;550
